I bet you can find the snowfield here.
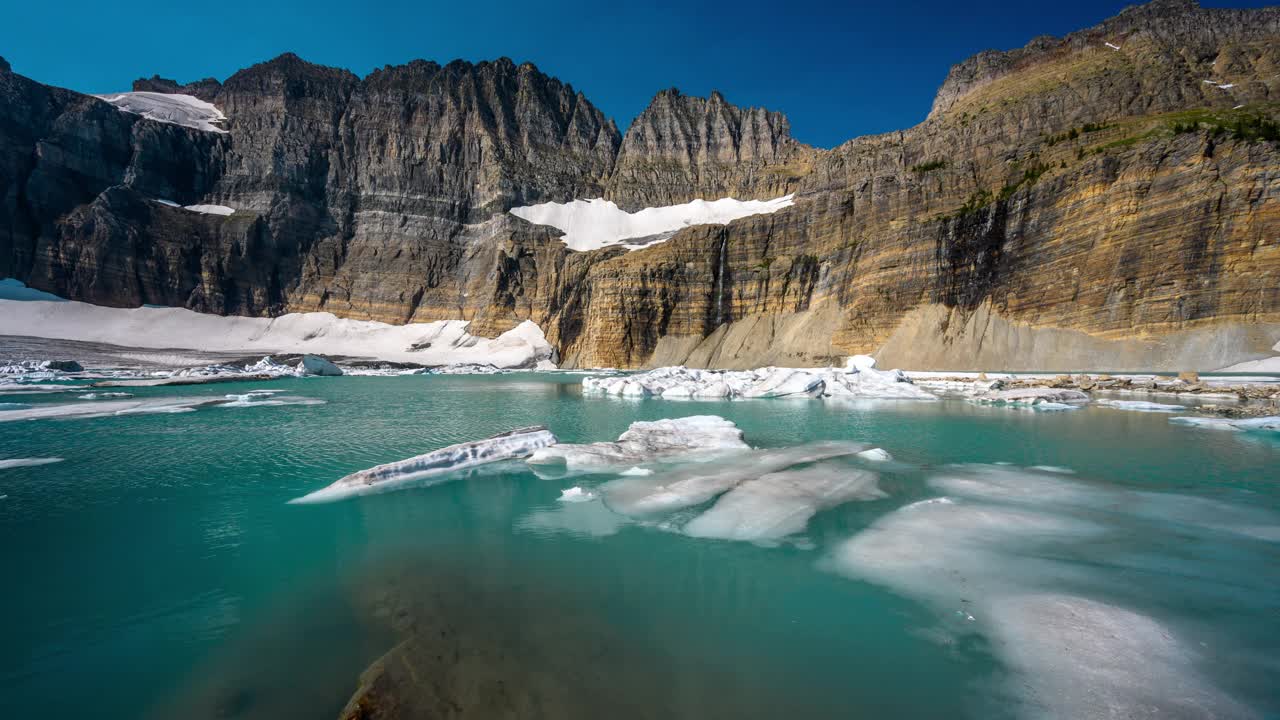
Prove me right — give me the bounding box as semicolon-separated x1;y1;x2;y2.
0;280;555;368
93;92;229;133
509;195;795;251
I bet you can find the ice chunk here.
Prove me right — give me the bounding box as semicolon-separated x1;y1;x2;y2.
296;354;343;376
603;441;867;517
93;92;228;133
0;457;63;470
845;355;877;371
77;392;134;400
971;387;1090;406
1097;399;1184;412
509;195;795;252
684;464;884;541
741;369;826;398
0;397;224;422
557;486;595;503
292;426;558;503
1170;415;1280;432
856;448;893;462
619;466;654;476
527;416;747;469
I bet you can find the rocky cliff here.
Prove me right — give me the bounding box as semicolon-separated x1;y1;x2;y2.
2;0;1278;371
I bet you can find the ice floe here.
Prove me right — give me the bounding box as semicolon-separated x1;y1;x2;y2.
93;92;228;133
77;392;134;400
1096;399;1185;412
582;359;935;402
602;441;867;517
0;397;223;421
292;426;558;503
0;280;555;368
856;448;893;462
0;457;64;470
1170;415;1280;432
527;416;748;469
509;195;795;252
826;463;1275;719
683;463;884;542
970;387;1089;407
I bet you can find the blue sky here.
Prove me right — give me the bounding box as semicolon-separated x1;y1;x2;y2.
1;0;1269;148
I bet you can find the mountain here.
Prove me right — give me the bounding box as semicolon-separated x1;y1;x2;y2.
1;0;1278;371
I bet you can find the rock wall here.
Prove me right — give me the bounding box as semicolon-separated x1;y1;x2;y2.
2;0;1279;370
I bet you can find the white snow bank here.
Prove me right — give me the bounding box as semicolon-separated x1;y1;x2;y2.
1170;415;1280;432
602;441;867;517
183;204;235;216
1216;342;1280;373
1096;399;1184;412
0;457;63;470
509;195;795;252
527;415;747;469
0;280;555;368
292;426;557;503
684;464;884;542
93;92;228;133
582;363;935;401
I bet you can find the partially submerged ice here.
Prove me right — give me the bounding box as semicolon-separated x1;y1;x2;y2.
826;463;1272;719
683;463;885;542
526;416;748;469
293;426;558;503
602;441;867;517
970;387;1090;406
581;356;935;401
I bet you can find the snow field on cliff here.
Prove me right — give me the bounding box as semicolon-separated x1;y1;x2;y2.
509;195;795;251
0;280;554;368
93;92;228;133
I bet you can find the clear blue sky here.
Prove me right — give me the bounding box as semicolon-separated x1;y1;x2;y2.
1;0;1270;148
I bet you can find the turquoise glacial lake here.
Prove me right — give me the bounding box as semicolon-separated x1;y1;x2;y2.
1;374;1277;718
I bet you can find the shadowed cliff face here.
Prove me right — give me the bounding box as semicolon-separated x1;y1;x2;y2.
2;0;1279;370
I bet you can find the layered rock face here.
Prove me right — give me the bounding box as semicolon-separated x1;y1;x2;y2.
605;89;813;210
2;0;1279;370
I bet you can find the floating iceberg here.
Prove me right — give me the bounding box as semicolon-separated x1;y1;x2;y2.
582;361;934;402
970;387;1090;406
292;426;558;503
1170;415;1280;432
0;457;64;470
1096;399;1184;412
683;464;884;542
509;195;795;252
295;354;343;376
856;448;893;462
0;397;224;422
93;92;228;133
557;486;595;503
602;441;867;517
527;416;747;469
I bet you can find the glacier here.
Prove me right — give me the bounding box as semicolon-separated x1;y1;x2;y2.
509;195;795;252
93;92;229;133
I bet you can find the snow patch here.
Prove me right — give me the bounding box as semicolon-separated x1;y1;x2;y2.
93;92;228;133
183;204;235;216
509;195;795;252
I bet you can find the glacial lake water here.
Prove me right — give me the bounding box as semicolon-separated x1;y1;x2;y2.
1;373;1277;719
